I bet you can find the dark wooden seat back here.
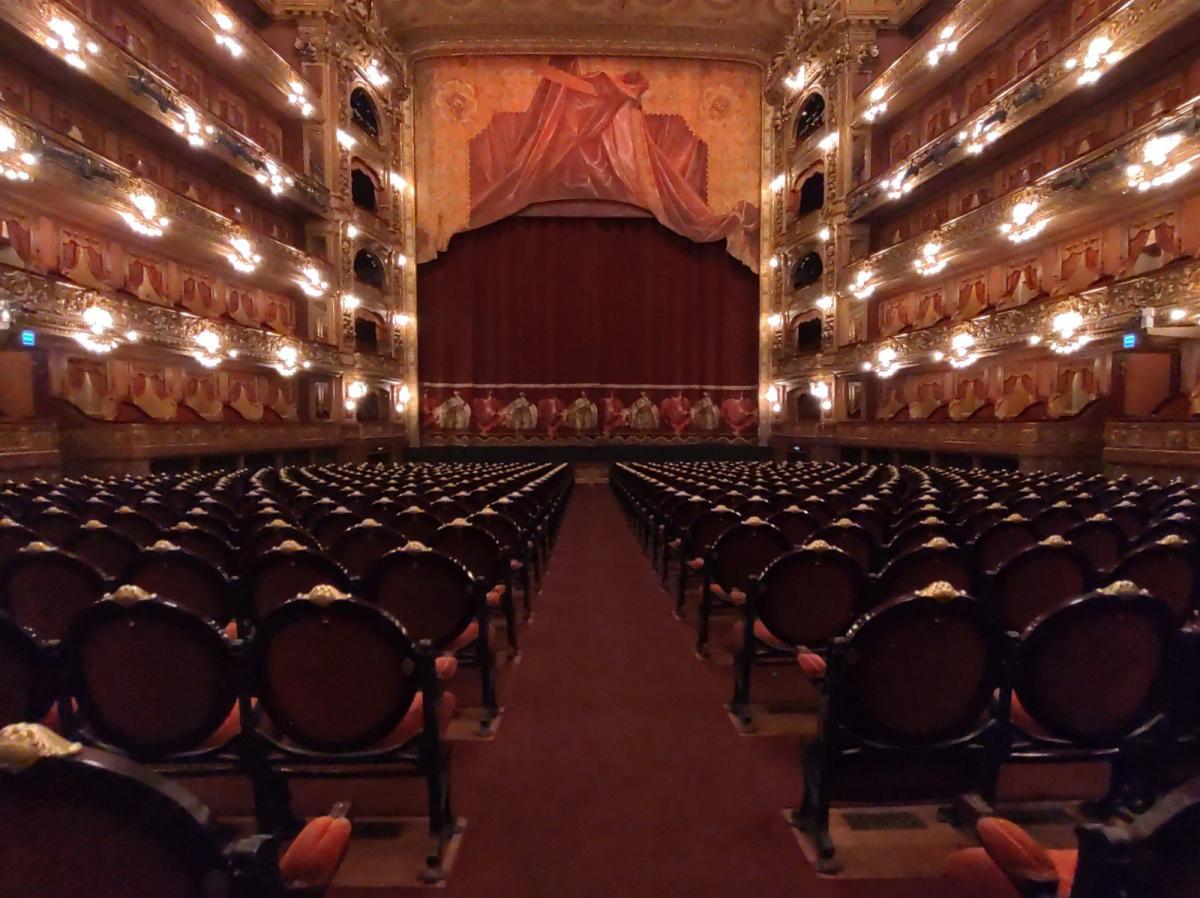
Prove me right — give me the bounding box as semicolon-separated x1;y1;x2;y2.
875;542;973;603
754;545;869;648
332;522;406;579
709;521;791;593
1111;540;1199;625
0;544;108;642
127;547;230;624
0;612;52;727
247;545;352;619
65;524;141;581
993;540;1092;633
361;547;478;649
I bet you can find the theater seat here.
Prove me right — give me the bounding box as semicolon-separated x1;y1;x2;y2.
943;817;1075;898
279;814;353;888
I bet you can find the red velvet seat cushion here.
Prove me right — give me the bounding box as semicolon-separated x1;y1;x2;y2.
977;817;1071;894
279;815;352;887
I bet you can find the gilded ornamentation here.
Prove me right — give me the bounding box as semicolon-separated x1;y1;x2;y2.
0;723;81;773
915;581;961;601
303;584;352;606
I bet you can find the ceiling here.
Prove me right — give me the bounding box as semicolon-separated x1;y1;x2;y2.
380;0;800;65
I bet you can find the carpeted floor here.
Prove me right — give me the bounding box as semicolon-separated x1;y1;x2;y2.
361;486;944;898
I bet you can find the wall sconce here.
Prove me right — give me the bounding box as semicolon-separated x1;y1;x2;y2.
959;112;1004;156
211;11;244;57
769;174;787;192
170;105;212;148
389;172;410;192
346;224;359;239
396;254;408;268
946;332;978;368
192;329;226;368
395;383;412;412
364;60;390;88
1048;310;1090;355
882;169;915;200
849;269;877;300
298;266;329;298
783;65;807;92
1065;34;1121;86
74;306;120;354
1000;201;1046;243
274;344;302;376
767;313;784;330
255;159;294;196
45;16;100;70
1127;133;1193;192
287;81;314;117
120;192;169;238
0;125;36;182
343;294;361;312
765;384;783;415
336;129;356;150
392;312;412;327
927;26;958;67
818;132;839;152
913;241;946;276
810;379;832;412
864;346;899;378
226;236;262;273
815;294;834;313
768;255;780;270
817;226;832;242
862;85;888;122
346;380;368;413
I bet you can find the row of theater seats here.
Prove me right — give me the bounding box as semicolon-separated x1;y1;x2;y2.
611;461;1200;890
0;461;573;890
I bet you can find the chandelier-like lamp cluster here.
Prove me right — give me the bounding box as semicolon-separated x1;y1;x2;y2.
913;241;947;277
0;125;36;182
120;192;169;238
849;269;877;300
1000;201;1046;243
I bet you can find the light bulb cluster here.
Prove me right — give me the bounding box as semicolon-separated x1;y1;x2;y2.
120;192;169;238
74;306;119;354
815;294;834;313
170;105;212;148
913;241;947;277
818;132;839;152
767;313;784;330
44;16;99;70
0;125;36;182
863;346;900;378
769;173;787;192
226;236;262;274
809;379;832;412
389;172;410;193
936;332;978;368
1047;310;1091;355
287;82;314;117
255;159;295;196
765;384;783;415
926;26;959;67
1065;34;1121;86
395;384;412;413
862;85;888;122
336;129;356;150
392;312;412;328
342;294;361;312
999;201;1046;243
192;328;233;368
345;379;369;413
274;343;310;377
959;116;1002;155
783;66;807;92
882;169;915;200
363;60;390;88
298;266;329;298
1126;133;1193;192
212;11;244;58
849;269;877;300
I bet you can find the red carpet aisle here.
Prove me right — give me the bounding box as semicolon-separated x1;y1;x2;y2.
359;486;940;898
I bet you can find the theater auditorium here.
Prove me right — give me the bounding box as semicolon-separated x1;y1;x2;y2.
1;1;1199;896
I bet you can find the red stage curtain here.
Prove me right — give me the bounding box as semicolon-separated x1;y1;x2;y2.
418;215;758;389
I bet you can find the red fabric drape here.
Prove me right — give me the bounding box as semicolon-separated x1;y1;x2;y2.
417;215;759;439
465;59;759;272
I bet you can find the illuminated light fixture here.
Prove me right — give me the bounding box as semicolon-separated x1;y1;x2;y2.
1065;34;1121;86
848;268;877;300
932;350;945;362
913;241;947;277
769;174;787;192
1168;308;1187;322
389;172;410;192
818;227;832;242
226;236;262;273
882;169;915;200
818;132;839;152
765;383;783;415
336;129;356;149
193;329;225;368
783;66;807;92
860;361;873;372
959;115;1003;156
124;330;139;342
255;159;294;196
946;332;978;368
347;380;369;400
45;17;99;70
298;266;329;298
274;344;301;377
342;294;361;312
212;11;243;57
346;224;359;239
395;384;412;412
0;125;36;182
810;380;832;413
344;398;357;413
862;85;888;122
873;346;900;378
120;191;169;238
815;294;834;313
1028;334;1043;346
1048;310;1091;355
392;312;412;327
396;254;408;268
364;60;390;88
287;82;314;117
1126;133;1193;192
170;105;210;148
768;255;780;270
767;313;784;329
926;26;959;67
999;200;1046;243
228;349;239;359
74;305;119;354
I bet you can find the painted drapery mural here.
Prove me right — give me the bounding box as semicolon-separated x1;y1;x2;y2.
415;55;762;271
415;56;762;444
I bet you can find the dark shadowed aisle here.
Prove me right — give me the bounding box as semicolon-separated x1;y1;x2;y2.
403;485;938;898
